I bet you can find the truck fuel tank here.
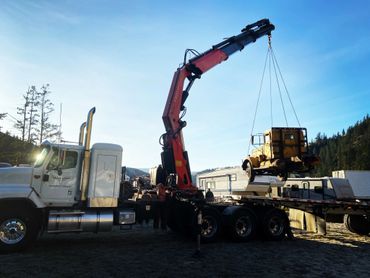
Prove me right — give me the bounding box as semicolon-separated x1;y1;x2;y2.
47;210;113;233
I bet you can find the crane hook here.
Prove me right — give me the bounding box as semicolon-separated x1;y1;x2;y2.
268;34;272;49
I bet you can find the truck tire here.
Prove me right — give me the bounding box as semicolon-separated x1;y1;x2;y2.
0;209;40;253
228;208;257;242
344;214;370;236
199;208;222;243
261;208;287;241
242;159;255;183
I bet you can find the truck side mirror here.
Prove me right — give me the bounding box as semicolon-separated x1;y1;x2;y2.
42;174;49;182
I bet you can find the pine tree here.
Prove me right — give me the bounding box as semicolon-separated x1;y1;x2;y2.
15;88;31;141
0;113;6;132
26;86;39;143
310;115;370;176
37;84;59;144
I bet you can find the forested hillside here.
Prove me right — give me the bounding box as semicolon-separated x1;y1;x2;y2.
0;132;39;165
310;115;370;176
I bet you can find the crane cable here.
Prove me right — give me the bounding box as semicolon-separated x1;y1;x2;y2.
270;46;301;127
248;45;270;153
271;43;289;127
248;35;301;153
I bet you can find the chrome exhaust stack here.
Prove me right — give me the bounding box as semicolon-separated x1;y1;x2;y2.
78;122;86;146
80;107;96;201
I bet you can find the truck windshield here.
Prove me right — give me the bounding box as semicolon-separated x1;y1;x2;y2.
34;146;50;168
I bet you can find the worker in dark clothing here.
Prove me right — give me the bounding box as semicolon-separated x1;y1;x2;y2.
154;183;168;230
205;188;214;202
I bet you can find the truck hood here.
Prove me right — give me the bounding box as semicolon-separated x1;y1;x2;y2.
0;167;33;186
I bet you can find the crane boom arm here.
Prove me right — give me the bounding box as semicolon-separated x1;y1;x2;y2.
161;19;275;190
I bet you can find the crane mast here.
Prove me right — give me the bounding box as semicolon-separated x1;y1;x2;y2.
161;19;275;190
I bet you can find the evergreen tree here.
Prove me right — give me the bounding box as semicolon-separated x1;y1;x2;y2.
310;114;370;176
26;86;39;143
37;84;59;144
0;113;6;131
14;85;59;145
15;88;31;141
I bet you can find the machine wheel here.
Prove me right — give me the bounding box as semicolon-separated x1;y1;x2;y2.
344;214;370;236
0;209;40;253
228;208;257;242
243;159;255;183
261;208;287;241
199;208;222;243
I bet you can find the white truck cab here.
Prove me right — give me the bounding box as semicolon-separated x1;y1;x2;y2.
31;142;84;207
0;108;131;253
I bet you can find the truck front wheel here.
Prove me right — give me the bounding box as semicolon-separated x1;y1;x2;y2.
0;210;40;253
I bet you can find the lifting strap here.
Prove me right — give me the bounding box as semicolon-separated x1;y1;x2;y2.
248;35;301;153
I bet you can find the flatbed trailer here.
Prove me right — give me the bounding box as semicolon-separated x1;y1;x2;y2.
123;192;368;245
237;196;370;215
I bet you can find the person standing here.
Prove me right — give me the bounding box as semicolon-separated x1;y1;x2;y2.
158;183;168;230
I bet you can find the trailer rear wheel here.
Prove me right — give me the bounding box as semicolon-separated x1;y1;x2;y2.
199;208;221;243
262;208;287;241
0;209;40;253
344;214;370;236
229;209;257;242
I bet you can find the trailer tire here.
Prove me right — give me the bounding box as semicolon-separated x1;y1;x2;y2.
344;214;370;236
0;209;40;253
199;208;222;243
261;208;287;241
228;208;257;242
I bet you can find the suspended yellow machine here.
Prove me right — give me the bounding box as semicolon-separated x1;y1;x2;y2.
242;127;320;181
242;36;319;182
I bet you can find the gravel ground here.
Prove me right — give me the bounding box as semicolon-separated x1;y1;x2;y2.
1;223;370;278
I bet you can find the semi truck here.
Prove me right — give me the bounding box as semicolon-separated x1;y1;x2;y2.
1;19;369;253
0;107;138;252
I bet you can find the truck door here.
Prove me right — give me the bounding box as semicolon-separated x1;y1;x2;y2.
40;148;79;205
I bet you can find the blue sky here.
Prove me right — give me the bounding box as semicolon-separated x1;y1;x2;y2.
0;1;369;170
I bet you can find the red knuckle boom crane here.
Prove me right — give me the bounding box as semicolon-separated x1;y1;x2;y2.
160;19;275;190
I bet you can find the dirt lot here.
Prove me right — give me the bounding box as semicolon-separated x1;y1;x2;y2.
1;223;370;278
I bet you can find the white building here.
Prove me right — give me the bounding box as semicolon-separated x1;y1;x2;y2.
197;166;280;197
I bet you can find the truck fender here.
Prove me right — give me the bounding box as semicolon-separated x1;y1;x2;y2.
0;185;46;209
222;206;246;225
27;189;46;208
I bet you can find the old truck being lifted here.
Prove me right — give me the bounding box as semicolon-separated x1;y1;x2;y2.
242;127;320;182
1;19;369;253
